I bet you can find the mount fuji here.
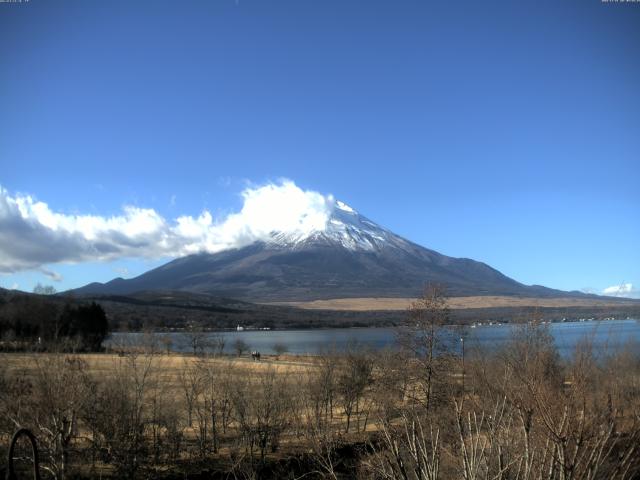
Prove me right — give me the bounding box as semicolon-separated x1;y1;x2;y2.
72;200;577;301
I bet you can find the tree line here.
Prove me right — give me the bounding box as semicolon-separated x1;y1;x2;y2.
0;290;109;351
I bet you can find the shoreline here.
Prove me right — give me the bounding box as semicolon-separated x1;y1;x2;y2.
108;316;639;334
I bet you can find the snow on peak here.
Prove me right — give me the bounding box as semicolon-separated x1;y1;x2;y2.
335;200;355;213
267;198;408;252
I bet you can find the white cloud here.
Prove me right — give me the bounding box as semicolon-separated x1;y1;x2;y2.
10;283;18;290
602;283;640;299
41;268;63;282
0;180;335;273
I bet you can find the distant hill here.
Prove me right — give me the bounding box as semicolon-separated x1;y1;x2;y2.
3;287;637;332
73;290;640;331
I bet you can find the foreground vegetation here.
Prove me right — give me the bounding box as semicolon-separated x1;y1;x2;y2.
1;287;639;479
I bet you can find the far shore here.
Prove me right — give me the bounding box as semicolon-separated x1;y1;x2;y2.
105;314;640;335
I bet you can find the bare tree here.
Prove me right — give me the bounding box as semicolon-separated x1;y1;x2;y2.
178;359;202;428
272;342;288;359
398;283;451;411
86;351;156;479
365;410;441;480
230;367;293;465
206;332;226;357
186;325;207;356
303;408;342;480
305;353;338;429
234;338;249;357
25;355;93;479
195;358;226;453
337;343;373;433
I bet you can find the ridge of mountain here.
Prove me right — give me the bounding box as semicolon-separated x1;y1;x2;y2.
70;201;601;302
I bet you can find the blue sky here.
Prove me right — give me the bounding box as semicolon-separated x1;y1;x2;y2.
0;0;638;297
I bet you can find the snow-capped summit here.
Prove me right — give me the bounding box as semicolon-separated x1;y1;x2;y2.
267;199;411;253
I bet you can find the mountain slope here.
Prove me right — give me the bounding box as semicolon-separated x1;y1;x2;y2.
72;201;582;301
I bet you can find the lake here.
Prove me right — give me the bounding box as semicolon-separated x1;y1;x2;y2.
107;318;640;358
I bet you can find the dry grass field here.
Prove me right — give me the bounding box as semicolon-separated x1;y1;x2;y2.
0;351;318;385
269;295;639;311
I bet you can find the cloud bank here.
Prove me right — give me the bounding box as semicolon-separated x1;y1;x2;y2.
602;283;639;299
0;180;335;273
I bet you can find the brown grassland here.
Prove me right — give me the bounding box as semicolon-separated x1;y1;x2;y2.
269;295;639;311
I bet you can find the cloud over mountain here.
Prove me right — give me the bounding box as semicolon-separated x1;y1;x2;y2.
0;181;335;273
602;283;639;299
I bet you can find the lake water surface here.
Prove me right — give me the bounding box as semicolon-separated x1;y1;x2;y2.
108;319;640;358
